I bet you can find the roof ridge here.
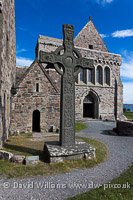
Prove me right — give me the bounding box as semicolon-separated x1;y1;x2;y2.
74;17;109;52
16;59;59;94
16;60;37;87
36;60;59;94
39;35;62;42
88;17;109;52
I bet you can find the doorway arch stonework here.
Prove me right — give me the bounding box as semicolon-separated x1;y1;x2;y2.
81;89;100;119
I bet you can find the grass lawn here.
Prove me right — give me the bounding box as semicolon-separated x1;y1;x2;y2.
68;165;133;200
75;122;88;132
0;123;108;178
124;112;133;119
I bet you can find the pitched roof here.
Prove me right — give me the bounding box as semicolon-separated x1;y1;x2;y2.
37;18;109;53
38;35;62;46
74;17;109;52
16;59;59;93
16;66;28;85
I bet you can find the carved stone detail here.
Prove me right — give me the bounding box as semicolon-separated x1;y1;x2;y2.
39;24;94;146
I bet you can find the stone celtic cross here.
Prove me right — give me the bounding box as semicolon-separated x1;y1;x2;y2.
39;24;94;146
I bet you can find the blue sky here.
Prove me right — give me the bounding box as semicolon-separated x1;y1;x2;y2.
15;0;133;104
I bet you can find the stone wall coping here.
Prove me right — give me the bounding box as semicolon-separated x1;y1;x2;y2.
39;35;62;43
38;36;121;58
75;46;121;57
15;59;59;94
75;84;114;89
40;40;61;47
16;66;28;69
39;41;121;65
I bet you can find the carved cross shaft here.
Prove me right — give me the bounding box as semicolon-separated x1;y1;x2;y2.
39;24;94;146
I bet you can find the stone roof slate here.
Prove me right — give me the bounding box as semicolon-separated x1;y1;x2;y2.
16;59;59;94
39;35;62;43
16;66;28;85
37;18;109;54
39;35;62;46
74;18;109;52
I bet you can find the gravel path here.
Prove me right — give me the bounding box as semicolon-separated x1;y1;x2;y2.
0;121;133;200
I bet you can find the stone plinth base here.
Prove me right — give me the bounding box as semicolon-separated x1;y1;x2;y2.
43;140;96;163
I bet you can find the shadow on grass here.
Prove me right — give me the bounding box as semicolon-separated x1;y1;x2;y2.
3;143;46;162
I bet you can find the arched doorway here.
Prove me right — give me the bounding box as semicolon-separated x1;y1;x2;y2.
83;92;99;119
32;110;40;132
83;94;94;118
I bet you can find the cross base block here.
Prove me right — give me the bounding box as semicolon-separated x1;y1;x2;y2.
43;140;96;163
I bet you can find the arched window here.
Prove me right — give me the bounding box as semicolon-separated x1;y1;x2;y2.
96;68;100;83
104;67;110;85
96;66;102;84
104;68;107;84
36;83;39;92
80;69;84;82
88;69;92;83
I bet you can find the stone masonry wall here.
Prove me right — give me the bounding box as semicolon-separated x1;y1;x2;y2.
11;18;123;134
75;86;116;121
11;61;60;134
74;19;109;52
34;22;122;125
45;69;61;92
75;47;122;120
0;0;16;147
116;77;123;119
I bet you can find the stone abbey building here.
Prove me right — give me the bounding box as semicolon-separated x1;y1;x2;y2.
0;0;123;146
0;0;16;147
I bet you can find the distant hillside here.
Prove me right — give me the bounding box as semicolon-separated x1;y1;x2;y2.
124;104;133;106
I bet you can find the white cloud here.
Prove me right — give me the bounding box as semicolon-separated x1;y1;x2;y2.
123;82;133;104
112;29;133;38
120;51;133;104
96;0;113;5
16;49;27;54
100;33;109;38
16;57;33;67
121;51;133;79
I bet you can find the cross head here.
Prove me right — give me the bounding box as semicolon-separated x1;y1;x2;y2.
39;24;94;146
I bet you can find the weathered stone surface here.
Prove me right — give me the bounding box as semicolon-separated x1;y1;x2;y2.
116;120;133;136
74;17;109;52
39;24;94;146
0;0;16;147
44;141;96;163
0;0;124;149
13;130;20;136
26;156;39;165
11;155;25;164
0;150;13;161
6;17;123;138
10;61;60;134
